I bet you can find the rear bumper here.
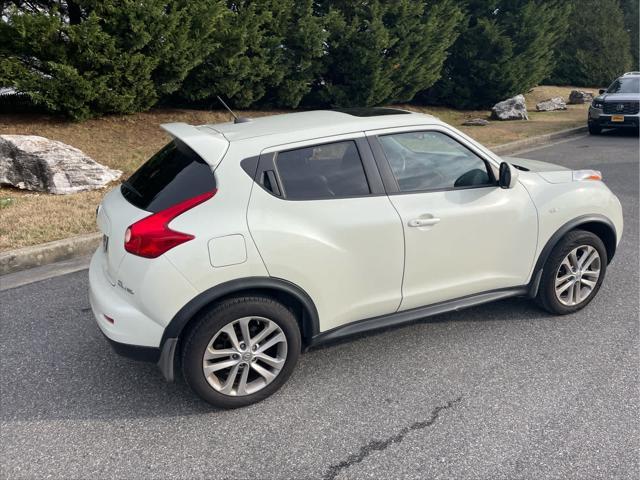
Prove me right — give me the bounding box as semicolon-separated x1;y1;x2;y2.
89;250;165;349
89;250;180;380
101;332;160;362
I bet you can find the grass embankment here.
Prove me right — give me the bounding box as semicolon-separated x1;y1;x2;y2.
0;85;593;251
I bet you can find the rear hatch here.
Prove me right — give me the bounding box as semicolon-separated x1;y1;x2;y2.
97;189;149;285
97;126;227;283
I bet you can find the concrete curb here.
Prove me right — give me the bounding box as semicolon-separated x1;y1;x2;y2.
0;233;101;275
491;126;587;155
0;125;588;276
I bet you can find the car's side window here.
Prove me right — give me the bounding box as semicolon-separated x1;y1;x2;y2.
275;140;371;200
378;131;495;192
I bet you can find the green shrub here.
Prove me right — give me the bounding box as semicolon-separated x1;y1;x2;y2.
547;0;632;87
422;0;569;109
0;1;226;120
310;0;464;108
180;0;325;109
620;0;639;71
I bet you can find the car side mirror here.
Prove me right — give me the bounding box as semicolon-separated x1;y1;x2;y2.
599;89;606;94
499;162;519;189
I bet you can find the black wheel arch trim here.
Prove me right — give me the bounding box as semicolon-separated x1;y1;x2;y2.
527;214;617;297
160;276;320;348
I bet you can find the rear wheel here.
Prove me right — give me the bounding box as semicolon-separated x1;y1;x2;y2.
181;296;301;408
588;122;602;135
536;230;607;314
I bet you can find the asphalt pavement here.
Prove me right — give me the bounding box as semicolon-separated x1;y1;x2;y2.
1;130;638;479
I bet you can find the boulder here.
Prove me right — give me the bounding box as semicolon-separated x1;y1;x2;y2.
568;90;594;105
490;94;529;121
0;135;121;194
536;97;567;112
462;118;490;126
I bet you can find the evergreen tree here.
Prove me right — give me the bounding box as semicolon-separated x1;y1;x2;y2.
310;0;464;108
620;0;639;70
0;1;226;119
181;0;325;109
180;0;285;109
548;0;632;86
264;0;326;108
423;0;568;109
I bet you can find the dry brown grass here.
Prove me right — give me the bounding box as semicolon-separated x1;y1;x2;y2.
0;85;594;251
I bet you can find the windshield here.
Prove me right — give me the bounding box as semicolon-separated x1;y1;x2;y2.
606;77;640;94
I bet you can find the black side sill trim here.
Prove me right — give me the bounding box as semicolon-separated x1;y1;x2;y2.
102;333;161;363
309;287;528;346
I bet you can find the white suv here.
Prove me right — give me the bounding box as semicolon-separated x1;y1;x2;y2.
89;108;623;408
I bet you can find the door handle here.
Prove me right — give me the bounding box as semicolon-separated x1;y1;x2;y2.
408;217;441;227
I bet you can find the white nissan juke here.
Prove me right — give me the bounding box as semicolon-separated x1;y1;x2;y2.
89;108;623;408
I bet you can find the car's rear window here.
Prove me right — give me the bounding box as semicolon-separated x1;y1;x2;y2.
121;140;216;212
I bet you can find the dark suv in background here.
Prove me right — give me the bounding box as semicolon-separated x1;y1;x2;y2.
588;72;640;135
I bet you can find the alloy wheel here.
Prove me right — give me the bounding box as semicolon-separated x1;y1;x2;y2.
554;245;601;306
202;316;288;396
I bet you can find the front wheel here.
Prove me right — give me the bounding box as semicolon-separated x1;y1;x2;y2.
181;296;301;408
588;122;602;135
536;230;607;315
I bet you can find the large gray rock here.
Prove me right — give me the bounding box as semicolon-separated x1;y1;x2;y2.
568;90;594;104
536;97;567;111
491;94;529;120
0;135;121;194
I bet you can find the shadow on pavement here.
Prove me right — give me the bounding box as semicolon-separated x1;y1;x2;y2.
1;292;545;423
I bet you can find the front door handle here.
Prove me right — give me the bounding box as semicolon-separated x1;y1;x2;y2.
408;217;441;227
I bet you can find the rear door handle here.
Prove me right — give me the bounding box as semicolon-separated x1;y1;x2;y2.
408;217;441;227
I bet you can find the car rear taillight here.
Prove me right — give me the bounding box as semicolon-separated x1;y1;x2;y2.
124;190;216;258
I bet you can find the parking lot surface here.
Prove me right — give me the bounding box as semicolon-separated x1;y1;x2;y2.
1;131;638;479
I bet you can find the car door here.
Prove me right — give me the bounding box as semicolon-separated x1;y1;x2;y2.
247;133;404;332
366;126;538;311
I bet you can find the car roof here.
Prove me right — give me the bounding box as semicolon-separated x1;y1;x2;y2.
204;108;441;142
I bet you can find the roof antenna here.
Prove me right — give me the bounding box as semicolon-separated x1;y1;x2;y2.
216;96;251;124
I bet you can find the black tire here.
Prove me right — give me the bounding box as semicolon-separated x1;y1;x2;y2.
181;296;301;409
536;230;607;315
588;122;602;135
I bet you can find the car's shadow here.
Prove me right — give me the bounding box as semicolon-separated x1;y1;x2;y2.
595;127;639;138
1;294;553;422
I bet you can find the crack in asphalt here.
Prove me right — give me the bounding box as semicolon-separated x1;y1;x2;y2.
322;396;463;480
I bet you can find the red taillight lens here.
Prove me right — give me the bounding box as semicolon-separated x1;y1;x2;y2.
124;190;216;258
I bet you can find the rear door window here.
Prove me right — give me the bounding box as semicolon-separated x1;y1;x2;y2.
121;140;216;212
275;140;370;200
